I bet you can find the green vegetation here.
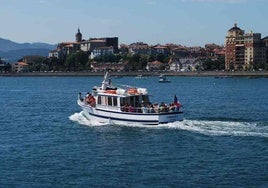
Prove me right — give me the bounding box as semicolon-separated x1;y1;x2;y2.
202;57;225;71
23;52;174;72
17;49;268;72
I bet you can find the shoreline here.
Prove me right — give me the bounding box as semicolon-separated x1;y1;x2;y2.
1;71;268;77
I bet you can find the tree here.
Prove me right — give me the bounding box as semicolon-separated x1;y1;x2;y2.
75;51;89;70
65;53;76;71
202;57;225;71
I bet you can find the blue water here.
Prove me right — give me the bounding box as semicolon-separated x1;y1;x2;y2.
1;76;268;187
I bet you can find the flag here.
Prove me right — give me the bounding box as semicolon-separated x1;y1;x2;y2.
174;94;181;108
174;95;178;104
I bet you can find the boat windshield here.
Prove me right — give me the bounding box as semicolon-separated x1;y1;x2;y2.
120;95;150;107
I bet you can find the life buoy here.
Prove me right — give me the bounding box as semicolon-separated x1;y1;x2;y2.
104;90;117;94
128;88;138;94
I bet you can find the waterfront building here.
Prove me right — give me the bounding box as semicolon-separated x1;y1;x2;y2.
119;44;129;54
146;60;164;71
128;42;150;55
90;46;114;59
80;40;91;52
48;49;63;59
12;62;29;72
179;58;203;72
225;23;267;70
90;61;127;72
169;57;181;72
151;45;169;56
49;29;118;59
171;46;190;58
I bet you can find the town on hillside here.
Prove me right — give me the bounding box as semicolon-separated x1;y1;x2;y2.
1;23;268;73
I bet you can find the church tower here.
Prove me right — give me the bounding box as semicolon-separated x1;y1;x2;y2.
75;28;82;42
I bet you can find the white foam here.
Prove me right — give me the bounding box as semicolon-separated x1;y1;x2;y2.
69;111;109;126
69;112;268;137
157;119;268;138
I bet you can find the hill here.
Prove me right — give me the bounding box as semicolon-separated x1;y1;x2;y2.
0;38;56;62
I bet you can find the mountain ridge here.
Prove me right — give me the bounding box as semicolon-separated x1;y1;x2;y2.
0;37;56;62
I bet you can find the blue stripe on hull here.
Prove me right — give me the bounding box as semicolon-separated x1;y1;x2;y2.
86;111;159;124
96;108;183;116
79;103;183;125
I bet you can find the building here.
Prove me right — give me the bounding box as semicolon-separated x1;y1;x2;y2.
179;58;203;71
49;29;118;59
75;28;82;42
168;57;181;72
151;45;169;56
90;61;127;72
12;62;29;72
225;23;267;70
90;46;114;59
86;37;118;53
146;60;164;71
129;42;150;55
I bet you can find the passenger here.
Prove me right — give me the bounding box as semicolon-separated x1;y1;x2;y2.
88;95;93;104
169;103;175;112
90;97;96;107
141;104;148;113
150;104;155;113
163;103;168;112
86;93;92;104
174;102;181;111
159;102;164;112
153;103;159;113
129;105;135;112
124;103;129;112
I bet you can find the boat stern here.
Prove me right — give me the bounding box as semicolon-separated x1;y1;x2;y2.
158;112;183;124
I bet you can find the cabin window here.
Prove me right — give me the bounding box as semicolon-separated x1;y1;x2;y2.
134;96;139;107
142;95;149;104
97;96;101;105
101;96;106;105
130;96;134;107
108;96;112;106
113;97;117;106
120;98;126;106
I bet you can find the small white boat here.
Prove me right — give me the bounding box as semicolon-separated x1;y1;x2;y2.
135;74;146;79
159;74;171;83
77;72;183;125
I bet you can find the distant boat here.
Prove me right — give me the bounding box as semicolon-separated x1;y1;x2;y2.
135;74;146;79
77;72;183;125
159;74;171;83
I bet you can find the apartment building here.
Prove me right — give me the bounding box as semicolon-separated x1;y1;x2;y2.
225;23;267;70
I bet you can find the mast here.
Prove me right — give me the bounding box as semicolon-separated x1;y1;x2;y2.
101;72;110;90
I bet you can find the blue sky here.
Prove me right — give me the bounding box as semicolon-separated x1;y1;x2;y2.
0;0;267;46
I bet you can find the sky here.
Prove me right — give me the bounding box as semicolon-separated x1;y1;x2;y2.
0;0;268;46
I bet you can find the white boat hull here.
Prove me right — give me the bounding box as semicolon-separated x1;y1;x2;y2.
78;100;183;125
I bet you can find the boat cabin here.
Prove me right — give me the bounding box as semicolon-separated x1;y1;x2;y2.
93;88;150;113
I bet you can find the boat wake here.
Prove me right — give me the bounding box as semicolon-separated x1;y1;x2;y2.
160;120;268;138
69;111;268;138
69;111;110;126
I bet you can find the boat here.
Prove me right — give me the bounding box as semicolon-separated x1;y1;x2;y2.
135;74;146;79
159;74;171;83
77;72;183;125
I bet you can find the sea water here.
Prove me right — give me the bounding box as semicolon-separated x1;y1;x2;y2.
0;76;267;187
